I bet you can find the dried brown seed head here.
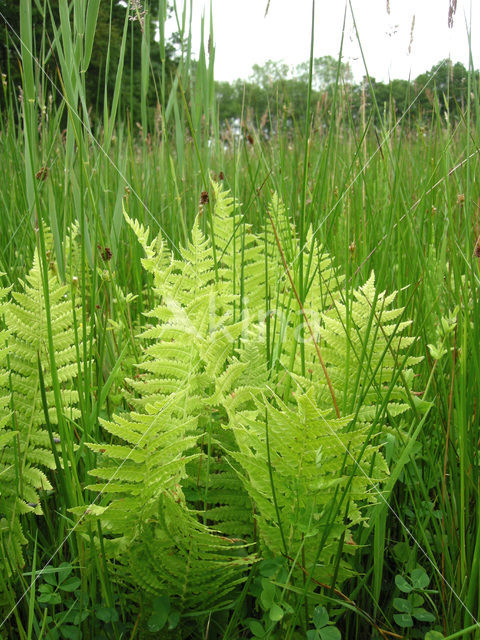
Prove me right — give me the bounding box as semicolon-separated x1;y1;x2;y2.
35;166;49;181
474;238;480;258
448;0;457;28
101;247;112;261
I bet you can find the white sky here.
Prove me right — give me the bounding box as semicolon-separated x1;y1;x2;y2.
168;0;479;83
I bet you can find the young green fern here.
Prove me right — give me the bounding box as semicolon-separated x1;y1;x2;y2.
0;251;84;582
0;279;27;585
209;180;267;320
223;384;380;584
315;272;422;419
76;393;252;610
75;207;256;617
211;186;420;588
78;184;420;622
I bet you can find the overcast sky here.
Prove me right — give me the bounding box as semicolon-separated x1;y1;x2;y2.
168;0;478;83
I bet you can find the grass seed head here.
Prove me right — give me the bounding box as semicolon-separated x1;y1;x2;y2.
474;237;480;258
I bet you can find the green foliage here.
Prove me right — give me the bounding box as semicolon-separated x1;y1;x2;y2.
0;0;477;636
69;182;421;634
393;568;437;633
217;56;478;131
0;0;178;123
147;595;179;633
308;606;341;640
74;201;256;618
0;251;83;583
318;273;422;418
0;278;23;582
35;561;124;640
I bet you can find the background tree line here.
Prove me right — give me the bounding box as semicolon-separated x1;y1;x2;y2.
0;2;476;134
216;56;478;135
0;0;178;125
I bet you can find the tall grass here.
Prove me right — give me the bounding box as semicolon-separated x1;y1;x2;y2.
0;0;480;638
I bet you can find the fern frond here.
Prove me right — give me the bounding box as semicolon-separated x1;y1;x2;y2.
81;212;256;615
124;205;170;277
0;250;84;527
211;180;268;319
317;271;422;419
76;398;253;611
0;280;30;581
226;384;388;584
125;494;255;613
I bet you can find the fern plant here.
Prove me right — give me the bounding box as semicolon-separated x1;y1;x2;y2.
77;396;253;612
216;290;417;588
208;184;420;589
0;249;85;585
0;278;26;588
73;209;255;622
209;180;267;321
224;383;376;584
74;183;420;631
317;272;422;419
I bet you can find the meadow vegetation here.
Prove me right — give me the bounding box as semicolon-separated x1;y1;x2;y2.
0;1;479;639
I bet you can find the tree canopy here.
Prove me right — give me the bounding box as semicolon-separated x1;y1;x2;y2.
215;57;478;133
0;0;178;122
